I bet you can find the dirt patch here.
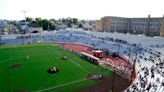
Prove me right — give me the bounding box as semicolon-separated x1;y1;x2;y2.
11;64;21;68
79;72;130;92
47;67;59;74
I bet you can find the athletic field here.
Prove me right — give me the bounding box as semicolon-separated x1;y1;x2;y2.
0;44;111;92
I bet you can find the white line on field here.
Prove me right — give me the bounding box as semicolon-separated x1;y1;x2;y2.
69;59;90;73
36;79;88;92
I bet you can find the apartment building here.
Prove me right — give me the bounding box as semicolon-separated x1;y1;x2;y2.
96;15;164;37
160;16;164;37
95;20;103;32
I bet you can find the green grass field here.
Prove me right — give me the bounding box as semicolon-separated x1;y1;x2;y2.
0;44;112;92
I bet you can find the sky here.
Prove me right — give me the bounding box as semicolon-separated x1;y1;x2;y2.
0;0;164;20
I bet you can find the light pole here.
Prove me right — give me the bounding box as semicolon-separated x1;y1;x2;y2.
128;44;132;63
112;68;116;92
117;41;121;56
21;33;24;44
21;10;28;33
135;45;138;62
131;45;137;83
0;35;1;46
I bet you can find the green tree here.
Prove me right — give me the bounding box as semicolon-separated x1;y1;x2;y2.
62;18;66;23
26;17;34;23
41;19;49;30
72;18;78;24
49;23;55;30
79;23;83;28
35;18;42;25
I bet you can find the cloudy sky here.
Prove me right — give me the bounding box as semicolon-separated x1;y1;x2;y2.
0;0;164;20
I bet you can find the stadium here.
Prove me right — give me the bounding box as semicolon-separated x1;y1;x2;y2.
0;29;164;92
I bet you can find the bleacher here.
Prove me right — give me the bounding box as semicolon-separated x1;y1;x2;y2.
1;30;164;92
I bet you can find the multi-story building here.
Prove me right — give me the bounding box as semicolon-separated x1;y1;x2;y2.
96;15;164;37
96;16;130;33
160;16;164;37
96;20;103;32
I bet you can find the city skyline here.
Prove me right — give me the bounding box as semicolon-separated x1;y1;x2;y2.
0;0;164;20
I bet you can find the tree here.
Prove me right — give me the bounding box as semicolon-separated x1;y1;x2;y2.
49;19;56;24
62;18;66;23
35;18;42;25
41;19;49;30
72;18;78;24
80;20;86;24
67;23;71;27
49;23;55;30
79;23;83;28
26;17;34;23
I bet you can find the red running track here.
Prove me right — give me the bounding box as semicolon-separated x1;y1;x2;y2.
57;43;131;71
